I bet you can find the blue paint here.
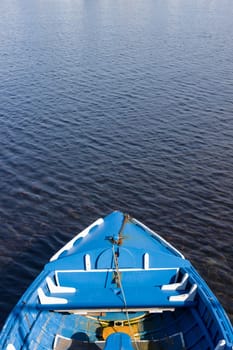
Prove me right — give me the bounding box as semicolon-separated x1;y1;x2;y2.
0;211;232;350
104;333;134;350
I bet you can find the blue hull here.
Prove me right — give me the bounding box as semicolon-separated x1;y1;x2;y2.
1;211;232;350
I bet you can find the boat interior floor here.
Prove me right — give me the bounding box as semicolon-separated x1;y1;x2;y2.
50;309;187;350
53;332;186;350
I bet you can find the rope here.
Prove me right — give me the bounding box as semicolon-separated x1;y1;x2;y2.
112;246;140;350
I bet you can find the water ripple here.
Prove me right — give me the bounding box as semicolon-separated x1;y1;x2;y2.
0;0;233;327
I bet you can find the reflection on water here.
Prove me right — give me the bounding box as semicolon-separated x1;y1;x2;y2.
0;0;233;327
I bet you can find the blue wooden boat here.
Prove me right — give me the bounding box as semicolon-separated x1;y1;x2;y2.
1;211;232;350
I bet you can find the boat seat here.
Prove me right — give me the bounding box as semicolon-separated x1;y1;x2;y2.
37;284;197;310
104;333;134;350
55;268;179;289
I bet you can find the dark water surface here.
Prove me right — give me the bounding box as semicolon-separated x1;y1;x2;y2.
0;0;233;327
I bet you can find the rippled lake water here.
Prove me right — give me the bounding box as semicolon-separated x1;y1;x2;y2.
0;0;233;327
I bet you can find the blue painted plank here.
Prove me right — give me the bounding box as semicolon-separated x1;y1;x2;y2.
37;286;196;310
